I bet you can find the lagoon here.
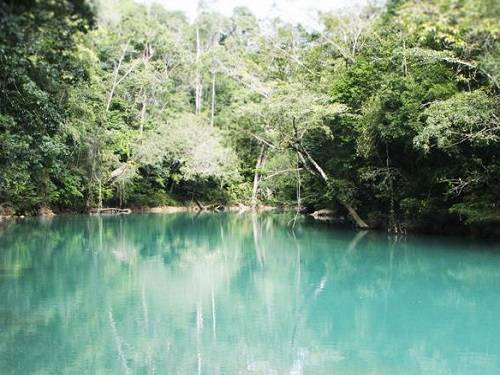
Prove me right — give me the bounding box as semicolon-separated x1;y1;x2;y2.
0;213;499;374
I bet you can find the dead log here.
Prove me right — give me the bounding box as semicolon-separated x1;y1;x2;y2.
90;208;131;215
193;198;207;211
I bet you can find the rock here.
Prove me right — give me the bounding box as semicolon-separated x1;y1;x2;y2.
0;204;15;217
311;209;336;218
310;209;345;223
148;206;190;213
38;207;55;217
257;205;276;212
227;203;250;213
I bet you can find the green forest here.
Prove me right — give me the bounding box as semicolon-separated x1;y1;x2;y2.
0;0;499;235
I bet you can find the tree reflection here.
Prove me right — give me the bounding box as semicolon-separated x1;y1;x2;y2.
0;214;499;374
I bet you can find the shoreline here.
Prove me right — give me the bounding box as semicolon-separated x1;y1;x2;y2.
0;204;281;219
2;206;499;239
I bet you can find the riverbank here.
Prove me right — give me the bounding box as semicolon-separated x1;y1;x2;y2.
1;204;499;239
0;203;279;219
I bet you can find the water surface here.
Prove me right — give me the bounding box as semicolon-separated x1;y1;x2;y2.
0;213;499;374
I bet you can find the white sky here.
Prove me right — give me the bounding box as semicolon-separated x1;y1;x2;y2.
141;0;371;26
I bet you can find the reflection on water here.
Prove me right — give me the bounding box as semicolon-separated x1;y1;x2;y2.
0;213;499;374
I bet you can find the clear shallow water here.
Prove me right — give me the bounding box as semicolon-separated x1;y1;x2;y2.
0;213;499;375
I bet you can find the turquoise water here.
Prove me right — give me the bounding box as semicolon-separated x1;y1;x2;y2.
0;213;499;374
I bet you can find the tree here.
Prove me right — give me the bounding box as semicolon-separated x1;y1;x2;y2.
0;0;94;212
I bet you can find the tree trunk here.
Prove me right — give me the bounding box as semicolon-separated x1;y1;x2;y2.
140;91;147;135
106;40;132;113
298;144;329;181
210;70;216;126
194;197;207;211
98;178;103;210
251;145;266;209
195;26;202;115
343;203;369;229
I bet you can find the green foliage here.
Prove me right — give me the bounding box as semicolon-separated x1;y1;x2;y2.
415;90;499;152
135;114;238;182
0;0;94;213
0;0;498;234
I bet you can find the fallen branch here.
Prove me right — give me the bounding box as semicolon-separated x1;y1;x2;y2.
90;208;131;215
